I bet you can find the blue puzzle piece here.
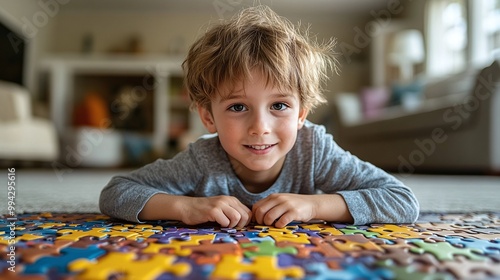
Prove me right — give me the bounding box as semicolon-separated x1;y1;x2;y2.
447;237;500;256
242;231;261;239
306;262;361;280
23;247;106;274
17;228;58;236
248;235;276;243
343;263;393;280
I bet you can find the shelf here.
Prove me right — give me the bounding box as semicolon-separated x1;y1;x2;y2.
41;53;185;75
40;54;186;165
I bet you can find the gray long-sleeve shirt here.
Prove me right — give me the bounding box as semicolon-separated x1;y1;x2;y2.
99;121;419;224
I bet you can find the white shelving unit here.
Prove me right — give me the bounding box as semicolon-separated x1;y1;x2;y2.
40;54;185;161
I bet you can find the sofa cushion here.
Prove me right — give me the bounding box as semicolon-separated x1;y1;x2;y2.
0;90;16;122
0;80;31;122
423;69;477;100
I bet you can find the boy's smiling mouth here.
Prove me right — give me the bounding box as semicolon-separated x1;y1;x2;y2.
244;144;277;150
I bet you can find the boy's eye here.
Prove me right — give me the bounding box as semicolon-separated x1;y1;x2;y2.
271;102;288;111
228;104;247;112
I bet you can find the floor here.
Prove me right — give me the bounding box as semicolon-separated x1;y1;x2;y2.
0;169;499;215
4;212;500;279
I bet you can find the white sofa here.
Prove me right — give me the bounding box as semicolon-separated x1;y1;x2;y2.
329;60;500;174
0;81;59;162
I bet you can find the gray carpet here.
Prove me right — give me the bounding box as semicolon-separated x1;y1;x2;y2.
0;169;499;215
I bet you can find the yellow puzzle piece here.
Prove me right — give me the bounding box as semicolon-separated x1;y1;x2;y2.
211;254;304;280
142;234;215;256
69;251;190;280
255;226;311;244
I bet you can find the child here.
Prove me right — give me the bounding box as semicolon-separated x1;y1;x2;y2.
99;6;419;228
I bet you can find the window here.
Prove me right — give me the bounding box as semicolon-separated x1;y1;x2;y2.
471;0;500;65
426;0;467;77
426;0;500;78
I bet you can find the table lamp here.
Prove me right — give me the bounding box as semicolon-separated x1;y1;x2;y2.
389;29;425;83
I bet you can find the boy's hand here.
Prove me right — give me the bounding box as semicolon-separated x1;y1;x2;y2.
180;195;252;228
252;193;353;228
252;193;317;228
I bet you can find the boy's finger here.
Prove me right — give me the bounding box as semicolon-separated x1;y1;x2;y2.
262;204;288;225
252;201;275;224
242;208;253;227
212;209;231;228
236;212;251;228
274;212;294;228
223;206;246;228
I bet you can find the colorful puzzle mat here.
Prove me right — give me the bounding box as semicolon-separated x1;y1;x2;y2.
1;212;500;279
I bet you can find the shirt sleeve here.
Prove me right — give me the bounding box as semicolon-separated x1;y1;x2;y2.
99;146;203;223
312;125;420;225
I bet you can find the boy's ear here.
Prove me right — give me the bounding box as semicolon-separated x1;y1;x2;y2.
197;105;217;133
297;108;309;129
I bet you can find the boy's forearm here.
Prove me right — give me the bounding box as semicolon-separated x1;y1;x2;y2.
314;194;354;223
138;193;185;221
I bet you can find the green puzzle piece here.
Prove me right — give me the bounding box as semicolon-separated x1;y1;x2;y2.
410;240;487;261
241;240;297;257
340;226;380;238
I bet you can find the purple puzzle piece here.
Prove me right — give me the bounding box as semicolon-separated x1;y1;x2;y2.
151;228;200;243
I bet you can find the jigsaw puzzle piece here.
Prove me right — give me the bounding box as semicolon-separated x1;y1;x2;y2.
17;239;73;264
254;226;311;244
277;237;344;259
369;224;433;240
142;234;215;256
440;256;500;279
410;240;487;261
23;247;106;275
69;251;190;279
296;223;343;238
323;234;383;254
150;228;198;243
36;222;66;229
211;254;304;279
241;240;297;257
305;259;394;280
56;228;109;241
446;237;500;256
305;262;361;280
339;259;393;280
182;239;242;264
376;239;440;267
340;226;380;238
111;224;160;240
377;259;454;280
70;236;110;249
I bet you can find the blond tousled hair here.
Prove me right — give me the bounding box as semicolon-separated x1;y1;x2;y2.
183;5;336;111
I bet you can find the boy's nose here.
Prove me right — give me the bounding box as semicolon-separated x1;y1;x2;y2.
248;111;271;136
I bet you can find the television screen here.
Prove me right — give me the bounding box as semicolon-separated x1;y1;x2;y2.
0;21;25;86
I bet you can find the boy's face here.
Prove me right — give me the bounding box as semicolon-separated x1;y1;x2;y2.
198;70;308;179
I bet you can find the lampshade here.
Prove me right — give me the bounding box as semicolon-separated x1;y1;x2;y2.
390;29;425;63
389;29;425;82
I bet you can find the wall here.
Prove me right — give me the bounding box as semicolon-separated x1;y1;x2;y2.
1;1;427;111
48;8;385;125
49;9;376;96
